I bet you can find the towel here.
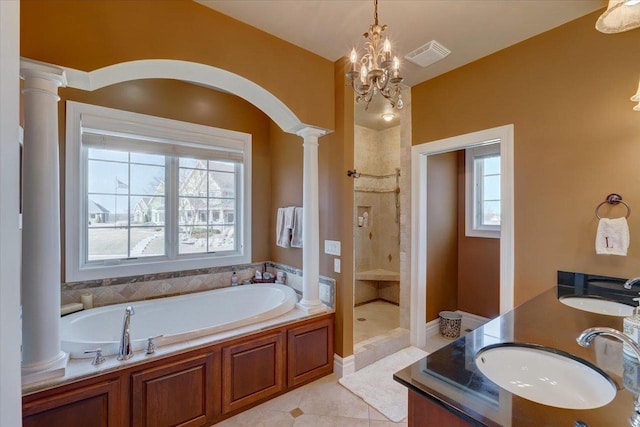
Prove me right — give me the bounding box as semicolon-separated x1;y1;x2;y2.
276;208;291;248
596;217;629;256
283;206;295;229
291;207;303;248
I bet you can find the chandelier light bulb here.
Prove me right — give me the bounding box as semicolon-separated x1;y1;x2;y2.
345;0;403;110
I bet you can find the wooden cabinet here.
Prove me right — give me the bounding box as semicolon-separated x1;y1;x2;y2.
408;389;473;427
23;379;122;427
131;352;220;427
222;332;285;414
23;313;334;426
287;315;334;387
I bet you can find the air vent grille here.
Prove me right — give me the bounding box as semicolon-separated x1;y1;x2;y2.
404;40;451;68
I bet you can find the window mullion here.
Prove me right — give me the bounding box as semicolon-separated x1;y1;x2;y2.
166;156;178;260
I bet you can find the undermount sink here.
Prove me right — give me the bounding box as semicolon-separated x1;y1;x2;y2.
475;343;616;409
559;295;634;317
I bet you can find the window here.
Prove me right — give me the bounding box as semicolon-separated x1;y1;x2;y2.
465;142;500;238
66;101;251;281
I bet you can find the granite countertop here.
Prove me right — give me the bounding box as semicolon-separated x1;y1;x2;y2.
394;287;640;427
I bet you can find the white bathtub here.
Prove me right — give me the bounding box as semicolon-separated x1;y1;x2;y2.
61;283;298;358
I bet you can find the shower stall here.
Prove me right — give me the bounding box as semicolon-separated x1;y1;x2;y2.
352;124;402;348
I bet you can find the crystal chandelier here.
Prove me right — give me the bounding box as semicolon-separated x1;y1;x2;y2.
346;0;403;110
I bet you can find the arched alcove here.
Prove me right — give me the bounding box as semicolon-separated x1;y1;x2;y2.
61;58;323;135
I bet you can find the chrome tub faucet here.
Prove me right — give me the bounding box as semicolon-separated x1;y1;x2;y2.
117;306;135;361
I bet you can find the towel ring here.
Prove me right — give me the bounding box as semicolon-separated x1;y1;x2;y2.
595;193;631;219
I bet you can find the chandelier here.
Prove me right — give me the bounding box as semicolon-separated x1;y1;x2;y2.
346;0;403;110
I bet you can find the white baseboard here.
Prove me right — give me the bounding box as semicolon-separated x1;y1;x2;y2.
424;311;490;339
333;353;355;378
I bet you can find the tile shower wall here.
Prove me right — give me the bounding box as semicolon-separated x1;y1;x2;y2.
62;262;336;309
354;124;401;305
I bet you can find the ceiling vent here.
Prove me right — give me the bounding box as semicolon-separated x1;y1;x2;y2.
404;40;451;68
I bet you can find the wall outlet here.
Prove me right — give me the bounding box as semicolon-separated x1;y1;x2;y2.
324;240;341;256
319;283;330;303
333;258;341;273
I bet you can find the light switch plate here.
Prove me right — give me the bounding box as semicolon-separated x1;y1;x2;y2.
324;240;341;256
334;258;341;273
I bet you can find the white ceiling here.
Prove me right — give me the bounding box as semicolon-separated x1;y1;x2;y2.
196;0;605;129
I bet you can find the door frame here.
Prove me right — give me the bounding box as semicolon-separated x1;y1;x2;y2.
410;124;514;348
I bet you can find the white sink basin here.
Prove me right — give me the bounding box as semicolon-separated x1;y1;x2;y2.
559;296;634;317
475;343;616;409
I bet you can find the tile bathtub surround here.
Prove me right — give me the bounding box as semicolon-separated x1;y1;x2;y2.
61;261;336;309
266;261;336;309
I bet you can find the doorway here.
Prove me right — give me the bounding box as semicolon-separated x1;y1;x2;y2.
410;125;515;348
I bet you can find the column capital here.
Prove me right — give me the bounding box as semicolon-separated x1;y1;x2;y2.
20;58;67;87
296;126;327;140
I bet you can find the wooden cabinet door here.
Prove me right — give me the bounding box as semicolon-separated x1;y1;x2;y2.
222;332;285;414
23;379;121;427
131;352;220;427
287;315;334;387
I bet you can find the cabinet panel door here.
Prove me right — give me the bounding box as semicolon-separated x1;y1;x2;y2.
287;316;334;387
131;352;219;427
222;332;285;413
23;379;121;427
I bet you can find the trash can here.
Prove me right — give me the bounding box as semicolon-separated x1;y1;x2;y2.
439;311;462;339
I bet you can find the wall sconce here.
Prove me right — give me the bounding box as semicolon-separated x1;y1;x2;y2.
381;113;395;122
596;0;640;33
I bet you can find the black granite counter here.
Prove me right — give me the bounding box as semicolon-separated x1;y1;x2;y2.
394;287;640;427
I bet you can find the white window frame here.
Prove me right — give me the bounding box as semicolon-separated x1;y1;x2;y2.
65;101;252;282
465;141;500;239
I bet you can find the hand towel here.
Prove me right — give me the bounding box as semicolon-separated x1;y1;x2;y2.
291;207;303;248
283;206;296;230
276;208;291;248
596;217;630;256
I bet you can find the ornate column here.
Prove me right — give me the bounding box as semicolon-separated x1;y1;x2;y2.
20;59;68;383
296;127;327;314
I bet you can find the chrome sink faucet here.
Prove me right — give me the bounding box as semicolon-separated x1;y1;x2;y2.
624;277;640;289
577;327;640;427
117;306;135;361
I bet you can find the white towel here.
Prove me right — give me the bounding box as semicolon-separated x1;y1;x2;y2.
283;206;295;229
276;208;291;248
596;217;629;256
291;207;303;248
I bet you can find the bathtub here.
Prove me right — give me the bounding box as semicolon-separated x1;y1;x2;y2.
61;283;298;358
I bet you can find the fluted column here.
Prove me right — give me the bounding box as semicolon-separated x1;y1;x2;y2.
296;127;327;314
20;59;68;383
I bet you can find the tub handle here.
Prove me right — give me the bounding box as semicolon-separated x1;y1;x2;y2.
84;348;105;365
146;335;163;355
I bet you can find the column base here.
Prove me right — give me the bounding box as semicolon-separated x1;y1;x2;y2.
22;351;69;385
296;300;327;315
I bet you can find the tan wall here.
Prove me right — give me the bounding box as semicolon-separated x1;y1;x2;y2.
56;79;272;280
413;11;640;306
426;152;458;321
457;153;500;318
330;58;355;357
20;0;334;131
269;123;303;268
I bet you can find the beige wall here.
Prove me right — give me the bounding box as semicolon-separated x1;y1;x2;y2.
426;152;459;321
413;10;640;306
457;153;500;318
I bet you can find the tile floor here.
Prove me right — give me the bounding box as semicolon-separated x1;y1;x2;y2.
216;333;456;427
354;301;400;344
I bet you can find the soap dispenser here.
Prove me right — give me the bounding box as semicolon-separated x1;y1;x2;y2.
623;297;640;357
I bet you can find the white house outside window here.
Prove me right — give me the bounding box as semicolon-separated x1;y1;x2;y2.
66;101;252;281
465;142;501;238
